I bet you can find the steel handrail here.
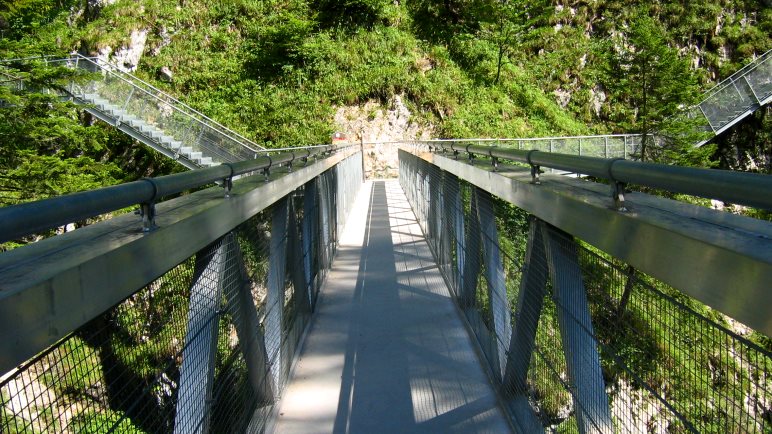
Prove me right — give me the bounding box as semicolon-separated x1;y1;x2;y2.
0;145;351;243
428;141;772;211
392;134;639;144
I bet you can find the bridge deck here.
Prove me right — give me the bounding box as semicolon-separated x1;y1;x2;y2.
274;180;512;434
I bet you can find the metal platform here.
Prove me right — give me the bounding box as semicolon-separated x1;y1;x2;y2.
274;180;512;434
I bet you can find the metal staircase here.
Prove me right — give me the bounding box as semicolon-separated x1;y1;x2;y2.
2;55;265;169
695;49;772;144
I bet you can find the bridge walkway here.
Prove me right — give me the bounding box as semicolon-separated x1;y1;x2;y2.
274;180;511;434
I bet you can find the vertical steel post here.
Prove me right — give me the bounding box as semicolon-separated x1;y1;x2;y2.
302;179;318;310
475;189;512;380
265;197;289;393
360;136;367;181
501;218;548;433
427;168;440;249
502;218;548;394
460;188;481;309
439;172;454;276
287;197;309;314
221;233;275;406
542;223;613;434
318;173;332;271
451;176;465;295
174;237;228;434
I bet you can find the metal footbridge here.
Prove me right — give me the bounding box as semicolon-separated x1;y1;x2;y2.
1;141;770;433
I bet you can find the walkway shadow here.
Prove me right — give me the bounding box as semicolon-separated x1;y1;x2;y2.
276;180;510;434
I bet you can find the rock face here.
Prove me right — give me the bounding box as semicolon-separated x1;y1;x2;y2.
334;95;433;178
97;28;148;72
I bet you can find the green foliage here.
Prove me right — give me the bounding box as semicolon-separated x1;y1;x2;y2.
69;411;143;433
0;64;122;207
601;8;701;161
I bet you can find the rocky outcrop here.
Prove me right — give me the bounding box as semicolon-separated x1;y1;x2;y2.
97;28;148;72
334;95;433;178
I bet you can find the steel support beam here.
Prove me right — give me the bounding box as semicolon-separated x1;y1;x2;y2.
450;176;465;297
302;179;318;311
475;188;512;381
541;222;613;434
173;238;227;434
460;189;481;309
438;172;453;274
265;198;289;393
318;172;333;272
287;197;309;314
502;217;548;396
501;217;550;434
406;149;772;337
0;149;357;374
221;233;274;407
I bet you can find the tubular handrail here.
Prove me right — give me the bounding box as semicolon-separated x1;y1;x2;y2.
427;141;772;211
392;134;640;143
0;145;350;244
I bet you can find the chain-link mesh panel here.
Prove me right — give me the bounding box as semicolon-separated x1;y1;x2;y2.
1;258;194;433
1;152;363;433
399;150;772;433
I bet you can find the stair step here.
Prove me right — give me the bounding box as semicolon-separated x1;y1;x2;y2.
110;109;128;119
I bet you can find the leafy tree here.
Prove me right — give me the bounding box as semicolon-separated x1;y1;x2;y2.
604;8;706;163
477;0;530;85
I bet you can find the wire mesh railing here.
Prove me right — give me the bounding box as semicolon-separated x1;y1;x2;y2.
0;151;363;433
0;55;265;166
400;150;772;433
696;49;772;134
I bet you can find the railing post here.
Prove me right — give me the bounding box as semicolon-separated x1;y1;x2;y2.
475;189;512;380
302;178;319;310
318;172;333;272
173;237;228;434
541;222;613;434
460;188;481;308
265;197;289;394
360;135;366;181
287;196;309;315
440;172;456;279
502;217;548;433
